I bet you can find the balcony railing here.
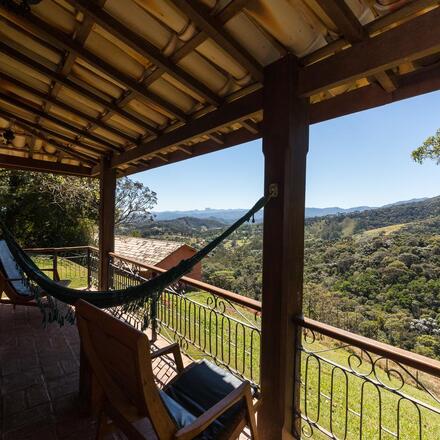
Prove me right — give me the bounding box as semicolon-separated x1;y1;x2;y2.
25;246;440;438
108;252;262;389
296;316;440;439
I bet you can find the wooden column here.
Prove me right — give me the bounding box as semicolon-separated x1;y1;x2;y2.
259;54;309;439
98;156;116;290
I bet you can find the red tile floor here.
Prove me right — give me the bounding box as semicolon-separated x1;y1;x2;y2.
0;303;186;440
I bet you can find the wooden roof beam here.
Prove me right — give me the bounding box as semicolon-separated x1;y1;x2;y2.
6;122;99;165
70;0;220;107
115;60;440;175
0;107;105;158
310;62;440;124
172;0;264;83
299;6;440;96
0;72;137;144
0;153;93;176
119;125;260;176
0;6;187;122
111;88;262;168
317;0;396;92
0;91;123;153
317;0;367;42
0;40;160;136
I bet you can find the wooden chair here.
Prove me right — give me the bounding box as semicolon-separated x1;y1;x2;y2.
75;299;259;440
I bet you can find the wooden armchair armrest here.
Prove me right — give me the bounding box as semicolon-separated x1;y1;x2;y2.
174;382;258;440
151;343;184;373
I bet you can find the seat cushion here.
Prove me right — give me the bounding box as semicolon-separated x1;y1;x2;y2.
164;360;249;439
0;240;32;297
159;390;196;429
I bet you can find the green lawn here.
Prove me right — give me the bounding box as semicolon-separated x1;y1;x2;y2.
32;255;89;289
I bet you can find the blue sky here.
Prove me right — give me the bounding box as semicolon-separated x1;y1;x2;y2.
135;91;440;212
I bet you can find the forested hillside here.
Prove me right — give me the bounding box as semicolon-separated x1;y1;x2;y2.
198;196;440;359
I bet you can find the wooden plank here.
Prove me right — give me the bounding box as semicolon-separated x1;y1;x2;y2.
0;72;135;144
71;0;220;106
259;54;309;438
299;7;440;96
0;6;188;122
0;40;160;135
111;90;262;167
117;125;260;176
0;154;92;176
0;107;105;158
0;91;123;153
113;60;440;174
310;63;440;124
172;0;264;83
317;0;367;42
98;157;116;290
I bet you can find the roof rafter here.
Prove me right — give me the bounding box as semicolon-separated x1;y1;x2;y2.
0;5;188;122
0;107;105;158
317;0;367;42
112;57;440;173
0;153;93;176
317;0;396;92
0;40;161;136
115;125;261;177
172;0;264;83
299;6;440;96
70;0;220;107
0;91;123;153
111;89;262;168
0;72;136;145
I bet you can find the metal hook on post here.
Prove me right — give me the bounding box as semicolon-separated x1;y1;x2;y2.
268;183;279;199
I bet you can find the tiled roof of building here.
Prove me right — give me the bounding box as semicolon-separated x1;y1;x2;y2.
114;235;191;267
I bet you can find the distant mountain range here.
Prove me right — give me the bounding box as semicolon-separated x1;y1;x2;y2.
152;197;428;224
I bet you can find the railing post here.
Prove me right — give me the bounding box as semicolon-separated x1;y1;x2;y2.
87;247;92;289
260;54;309;439
53;250;60;282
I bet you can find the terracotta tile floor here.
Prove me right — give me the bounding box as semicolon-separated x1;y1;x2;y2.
0;303;186;440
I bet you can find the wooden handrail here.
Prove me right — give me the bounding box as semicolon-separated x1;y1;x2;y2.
108;251;262;313
295;316;440;378
25;245;94;253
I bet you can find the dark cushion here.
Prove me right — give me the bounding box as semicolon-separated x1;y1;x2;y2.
164;360;249;439
159;390;196;429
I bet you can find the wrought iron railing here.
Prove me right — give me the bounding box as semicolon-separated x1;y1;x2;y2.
295;316;440;440
108;252;262;388
26;246;440;438
25;246;95;289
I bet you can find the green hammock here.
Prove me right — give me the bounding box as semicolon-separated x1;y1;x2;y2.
1;195;269;326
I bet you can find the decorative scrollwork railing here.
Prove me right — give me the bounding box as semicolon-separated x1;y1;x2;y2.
295;316;440;440
108;252;262;389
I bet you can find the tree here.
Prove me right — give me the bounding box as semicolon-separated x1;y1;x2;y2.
412;128;440;164
0;170;157;247
115;177;157;227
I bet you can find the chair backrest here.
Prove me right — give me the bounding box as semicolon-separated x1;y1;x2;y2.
75;299;176;439
0;240;32;296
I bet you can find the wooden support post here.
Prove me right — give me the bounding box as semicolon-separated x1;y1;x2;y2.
98;157;116;290
259;54;309;439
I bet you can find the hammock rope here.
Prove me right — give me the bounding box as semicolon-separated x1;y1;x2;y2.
1;195;271;326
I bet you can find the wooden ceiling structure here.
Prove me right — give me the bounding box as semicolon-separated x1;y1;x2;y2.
1;1;440;439
0;0;438;178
